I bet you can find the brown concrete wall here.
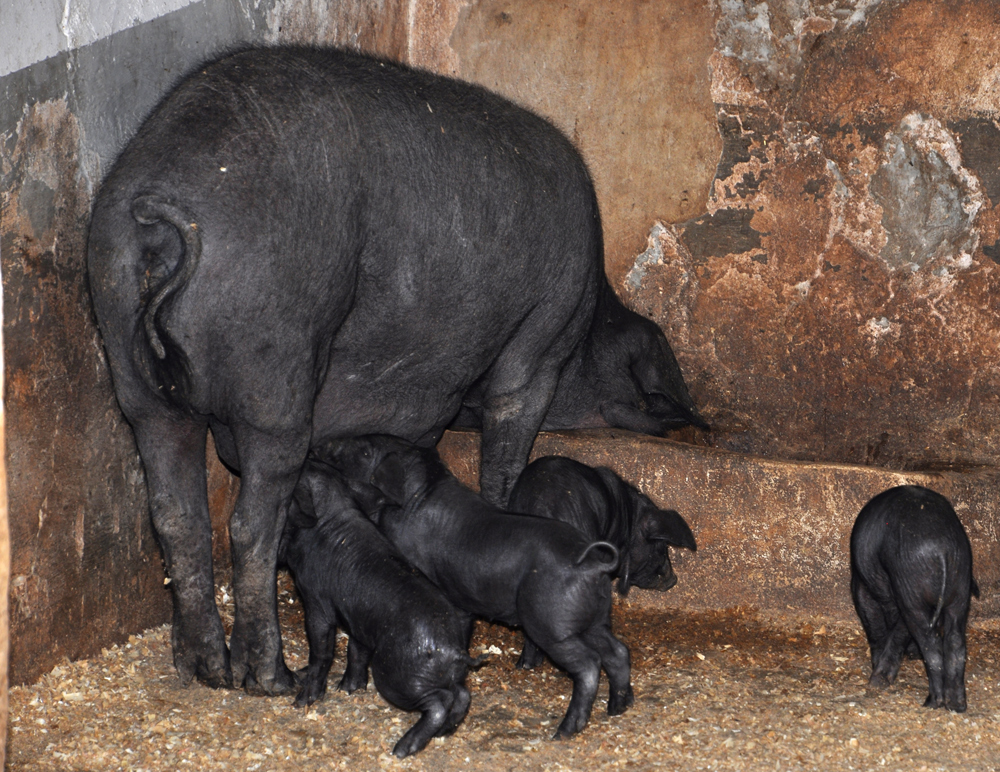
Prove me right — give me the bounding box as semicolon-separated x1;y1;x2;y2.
439;429;1000;622
625;0;1000;471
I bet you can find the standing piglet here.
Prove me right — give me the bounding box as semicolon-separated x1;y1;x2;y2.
508;455;696;669
281;461;477;757
850;485;979;712
510;456;697;596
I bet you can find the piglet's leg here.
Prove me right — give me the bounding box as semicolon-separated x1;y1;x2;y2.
294;599;338;708
852;575;890;684
584;625;634;716
440;685;472;736
516;637;546;670
941;613;970;713
337;637;372;693
539;637;602;738
870;616;912;689
392;690;456;758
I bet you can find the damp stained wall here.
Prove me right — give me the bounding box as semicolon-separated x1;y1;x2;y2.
436;0;1000;473
4;0;1000;685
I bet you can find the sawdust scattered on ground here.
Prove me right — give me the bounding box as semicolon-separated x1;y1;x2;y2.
8;575;1000;771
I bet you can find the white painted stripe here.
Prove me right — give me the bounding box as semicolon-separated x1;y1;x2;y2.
1;0;203;77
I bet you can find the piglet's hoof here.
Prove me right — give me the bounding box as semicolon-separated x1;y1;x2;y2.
294;668;326;708
337;674;368;694
608;685;634;716
867;672;892;690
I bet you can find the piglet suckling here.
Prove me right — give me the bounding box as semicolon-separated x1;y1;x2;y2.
850;485;979;712
280;461;477;757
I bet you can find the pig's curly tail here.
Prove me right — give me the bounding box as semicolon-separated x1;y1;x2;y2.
131;195;202;360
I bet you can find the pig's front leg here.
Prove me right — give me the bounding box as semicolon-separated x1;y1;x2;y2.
294;597;338;708
516;636;546;670
337;637;372;693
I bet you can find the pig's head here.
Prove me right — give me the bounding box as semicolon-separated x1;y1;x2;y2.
618;499;697;596
280;460;356;563
544;288;708;436
310;434;445;509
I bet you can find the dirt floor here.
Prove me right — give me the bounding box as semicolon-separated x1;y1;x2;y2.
7;576;1000;771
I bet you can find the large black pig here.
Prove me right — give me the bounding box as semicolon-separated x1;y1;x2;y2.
850;485;979;712
315;434;634;739
280;461;476;757
86;46;656;694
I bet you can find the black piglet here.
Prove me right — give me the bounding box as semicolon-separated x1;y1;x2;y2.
850;485;979;712
281;461;478;757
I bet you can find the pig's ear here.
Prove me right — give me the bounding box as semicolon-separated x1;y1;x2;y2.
371;452;407;504
617;552;633;596
289;477;320;529
644;509;697;551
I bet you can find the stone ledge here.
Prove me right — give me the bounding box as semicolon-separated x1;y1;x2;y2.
437;429;1000;622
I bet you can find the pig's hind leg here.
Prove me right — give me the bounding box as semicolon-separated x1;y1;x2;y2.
902;599;950;710
869;613;913;689
536;636;602;738
583;625;633;716
853;574;903;688
940;607;970;713
441;684;472;735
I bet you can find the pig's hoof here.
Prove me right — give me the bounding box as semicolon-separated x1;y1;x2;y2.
923;694;945;709
193;662;233;690
946;700;968;713
293;686;323;709
392;739;420;759
337;675;368;694
175;642;232;690
868;672;891;690
244;664;298;696
552;715;587;740
608;685;634;716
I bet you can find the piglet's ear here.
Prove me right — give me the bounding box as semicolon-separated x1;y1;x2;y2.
371;452;408;504
617;552;633;597
644;509;697;551
289;477;320;529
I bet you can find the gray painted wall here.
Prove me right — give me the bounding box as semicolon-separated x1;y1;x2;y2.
2;0;277;194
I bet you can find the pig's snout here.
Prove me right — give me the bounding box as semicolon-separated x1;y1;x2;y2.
633;561;678;592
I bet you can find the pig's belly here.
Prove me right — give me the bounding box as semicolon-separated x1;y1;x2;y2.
310;354;475;445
